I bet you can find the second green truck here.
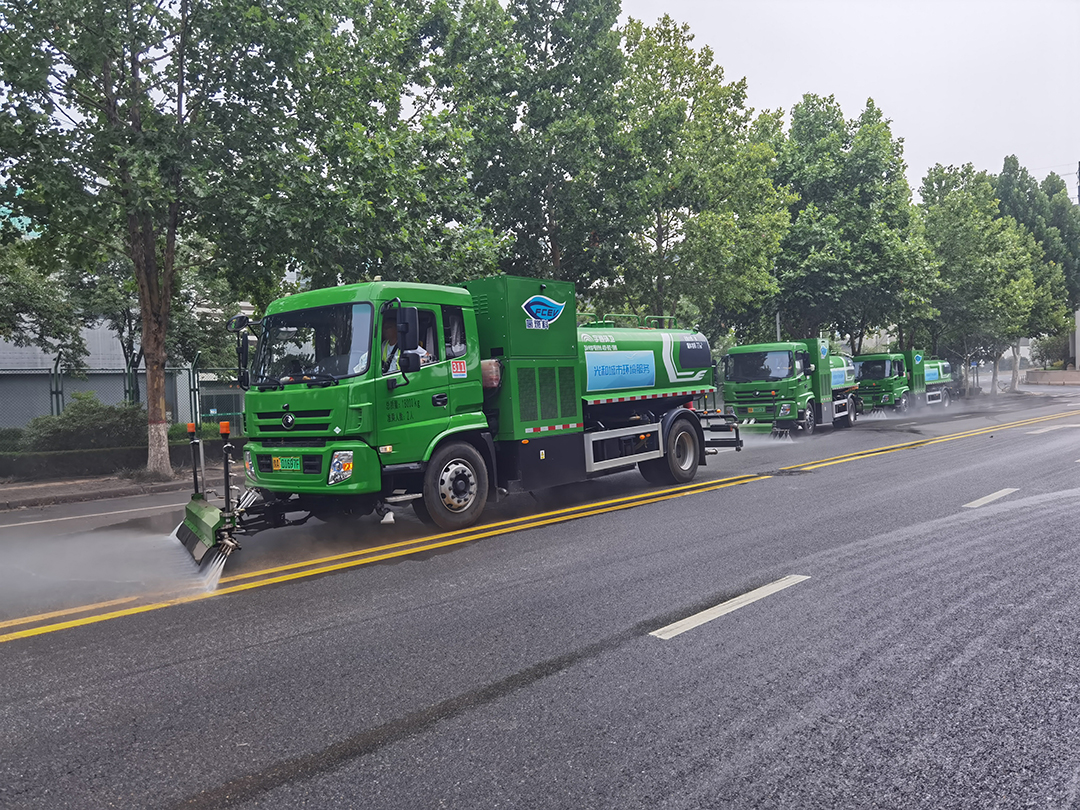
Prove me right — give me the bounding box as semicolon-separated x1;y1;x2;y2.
720;339;860;435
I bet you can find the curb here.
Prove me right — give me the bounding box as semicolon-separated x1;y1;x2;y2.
0;478;222;511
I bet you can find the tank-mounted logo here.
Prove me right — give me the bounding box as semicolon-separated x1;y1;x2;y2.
522;295;566;330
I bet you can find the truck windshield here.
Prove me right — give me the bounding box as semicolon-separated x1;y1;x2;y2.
252;303;373;386
854;359;890;381
724;351;793;382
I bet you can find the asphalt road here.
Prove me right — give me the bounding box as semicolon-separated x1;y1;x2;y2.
3;390;1080;809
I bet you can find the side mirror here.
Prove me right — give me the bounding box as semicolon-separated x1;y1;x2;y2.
399;353;421;374
226;314;249;333
396;307;420;352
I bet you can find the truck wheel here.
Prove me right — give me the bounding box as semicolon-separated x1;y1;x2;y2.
639;419;700;486
896;392;910;414
801;402;816;435
420;441;488;531
940;389;951;408
412;498;436;526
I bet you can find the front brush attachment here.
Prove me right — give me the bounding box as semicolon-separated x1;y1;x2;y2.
173;421;241;577
175;493;227;569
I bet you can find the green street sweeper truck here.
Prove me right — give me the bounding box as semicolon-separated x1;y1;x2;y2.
719;339;861;436
176;275;742;569
853;350;956;412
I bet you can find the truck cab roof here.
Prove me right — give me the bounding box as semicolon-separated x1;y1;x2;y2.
263;281;473;316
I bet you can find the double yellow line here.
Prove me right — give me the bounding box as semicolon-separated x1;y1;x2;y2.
782;409;1080;472
5;407;1077;644
0;473;767;644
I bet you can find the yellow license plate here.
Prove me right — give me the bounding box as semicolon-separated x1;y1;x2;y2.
747;406;761;414
272;456;301;471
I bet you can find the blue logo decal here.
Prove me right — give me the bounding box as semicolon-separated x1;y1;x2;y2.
914;354;923;365
819;344;828;359
522;295;566;329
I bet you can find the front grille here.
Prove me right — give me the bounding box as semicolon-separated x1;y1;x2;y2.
256;410;332;419
732;390;778;401
259;437;327;448
258;423;330;433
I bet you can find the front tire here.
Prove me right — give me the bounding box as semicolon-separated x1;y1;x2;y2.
419;441;489;531
639;419;700;486
896;392;910;414
801;402;816;435
940;389;952;409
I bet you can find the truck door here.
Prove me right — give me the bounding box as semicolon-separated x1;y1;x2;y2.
375;306;450;465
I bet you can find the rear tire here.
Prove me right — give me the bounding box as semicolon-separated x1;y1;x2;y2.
940;389;952;408
834;395;856;428
420;441;488;531
639;419;700;486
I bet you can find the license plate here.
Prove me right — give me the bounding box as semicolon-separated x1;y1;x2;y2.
747;406;761;414
272;456;301;471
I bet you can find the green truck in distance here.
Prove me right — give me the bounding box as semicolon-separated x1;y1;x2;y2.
853;350;956;412
720;339;860;435
176;275;743;568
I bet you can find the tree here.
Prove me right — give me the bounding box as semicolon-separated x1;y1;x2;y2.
772;95;927;350
608;16;789;331
0;238;85;366
916;163;1059;393
0;0;499;472
460;0;630;288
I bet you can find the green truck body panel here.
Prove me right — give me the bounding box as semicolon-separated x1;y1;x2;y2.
241;275;721;499
853;350;954;409
721;339;858;428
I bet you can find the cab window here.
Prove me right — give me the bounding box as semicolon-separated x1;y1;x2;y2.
443;305;467;359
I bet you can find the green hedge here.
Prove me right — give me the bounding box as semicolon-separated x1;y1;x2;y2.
0;438;247;481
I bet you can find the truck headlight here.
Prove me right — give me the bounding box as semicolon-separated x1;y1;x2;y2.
881;394;891;403
778;403;791;416
245;448;256;479
328;451;353;486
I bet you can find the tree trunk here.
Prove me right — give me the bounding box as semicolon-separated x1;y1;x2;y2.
1010;343;1021;391
990;356;1000;396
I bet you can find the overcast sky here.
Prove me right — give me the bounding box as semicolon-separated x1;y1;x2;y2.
618;0;1079;201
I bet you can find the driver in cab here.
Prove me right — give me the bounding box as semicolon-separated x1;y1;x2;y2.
381;319;429;374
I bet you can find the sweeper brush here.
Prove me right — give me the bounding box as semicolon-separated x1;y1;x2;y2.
174;423;243;575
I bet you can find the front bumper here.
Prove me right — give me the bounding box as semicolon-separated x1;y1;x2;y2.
243;439;382;495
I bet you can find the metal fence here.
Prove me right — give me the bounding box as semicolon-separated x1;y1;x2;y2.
0;364;246;431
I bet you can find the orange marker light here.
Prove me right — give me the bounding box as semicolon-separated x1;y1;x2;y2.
219;421;230;434
186;423;196;434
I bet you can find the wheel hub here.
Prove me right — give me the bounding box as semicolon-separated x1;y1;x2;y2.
439;461;476;512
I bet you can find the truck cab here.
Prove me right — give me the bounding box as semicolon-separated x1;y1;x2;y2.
721;339;859;434
853;350;955;412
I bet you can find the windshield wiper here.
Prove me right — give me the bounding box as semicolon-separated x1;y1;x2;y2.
303;372;339;388
252;375;284;390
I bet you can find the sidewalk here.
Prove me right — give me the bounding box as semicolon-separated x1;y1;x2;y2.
0;470;222;511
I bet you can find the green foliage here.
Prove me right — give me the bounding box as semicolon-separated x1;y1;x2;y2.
772;95;928;351
607;16;790;339
166;422;241;442
1031;325;1072;368
0;240;86;368
20;393;147;452
0;428;23;452
459;0;631;288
